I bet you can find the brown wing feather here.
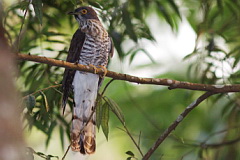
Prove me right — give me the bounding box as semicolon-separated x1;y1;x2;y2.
109;36;114;58
97;36;114;89
62;29;86;113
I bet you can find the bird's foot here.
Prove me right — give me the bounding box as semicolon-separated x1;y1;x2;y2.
98;65;108;78
89;64;97;74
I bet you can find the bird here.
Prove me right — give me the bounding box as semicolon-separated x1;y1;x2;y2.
62;6;114;154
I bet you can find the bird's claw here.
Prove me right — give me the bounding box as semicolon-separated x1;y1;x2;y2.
98;65;108;78
89;64;97;74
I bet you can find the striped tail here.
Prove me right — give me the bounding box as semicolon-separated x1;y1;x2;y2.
71;71;98;154
71;115;96;154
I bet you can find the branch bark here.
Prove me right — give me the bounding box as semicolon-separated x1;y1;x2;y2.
17;54;240;93
142;92;215;160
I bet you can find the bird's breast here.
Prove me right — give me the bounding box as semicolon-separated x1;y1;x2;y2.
79;35;110;66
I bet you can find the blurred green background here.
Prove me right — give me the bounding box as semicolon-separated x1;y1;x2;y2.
2;0;240;159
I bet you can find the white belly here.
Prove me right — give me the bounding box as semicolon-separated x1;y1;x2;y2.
72;71;99;121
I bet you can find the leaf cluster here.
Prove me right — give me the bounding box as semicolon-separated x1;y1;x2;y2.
182;2;240;147
184;0;240;85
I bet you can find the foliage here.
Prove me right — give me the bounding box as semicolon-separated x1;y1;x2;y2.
2;0;240;159
184;0;240;84
26;147;59;160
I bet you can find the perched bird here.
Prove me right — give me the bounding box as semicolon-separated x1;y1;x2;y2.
62;6;114;154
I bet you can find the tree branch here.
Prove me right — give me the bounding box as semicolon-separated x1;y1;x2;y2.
201;136;240;149
23;84;61;99
17;54;240;93
142;92;215;160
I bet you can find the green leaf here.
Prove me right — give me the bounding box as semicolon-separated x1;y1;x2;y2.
56;113;69;128
40;91;49;112
156;1;174;29
44;31;67;37
126;151;135;157
129;48;155;65
132;0;143;20
70;0;77;5
233;55;240;68
88;1;102;9
45;121;57;147
225;1;240;17
198;148;203;158
104;97;125;125
141;49;155;63
7;1;29;11
221;100;234;118
217;0;223;10
168;0;182;19
129;52;137;65
59;126;64;150
25;95;36;112
101;102;109;140
19;1;29;11
32;0;43;25
36;152;45;157
47;154;59;159
122;2;138;42
46;39;66;44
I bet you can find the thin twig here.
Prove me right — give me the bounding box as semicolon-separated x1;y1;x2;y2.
138;131;142;147
101;78;114;96
53;87;63;95
23;84;61;99
62;144;71;160
124;125;144;157
17;54;240;93
201;136;240;148
142;92;215;160
202;125;240;144
117;126;144;157
173;125;240;149
17;0;31;52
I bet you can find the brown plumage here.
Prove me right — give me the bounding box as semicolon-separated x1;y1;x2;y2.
62;29;85;113
62;6;113;154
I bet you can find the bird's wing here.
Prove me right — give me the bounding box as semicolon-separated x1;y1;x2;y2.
97;36;114;89
109;36;114;58
62;29;86;114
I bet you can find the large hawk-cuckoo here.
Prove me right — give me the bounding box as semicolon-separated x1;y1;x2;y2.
62;6;113;154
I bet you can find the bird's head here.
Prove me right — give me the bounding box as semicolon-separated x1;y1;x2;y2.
68;6;99;25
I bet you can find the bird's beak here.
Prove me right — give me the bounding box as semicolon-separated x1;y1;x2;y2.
68;11;77;15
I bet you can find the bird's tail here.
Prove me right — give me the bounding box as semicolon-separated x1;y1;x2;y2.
71;114;96;154
70;72;98;154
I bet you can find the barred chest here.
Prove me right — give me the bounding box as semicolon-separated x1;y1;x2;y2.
79;19;111;66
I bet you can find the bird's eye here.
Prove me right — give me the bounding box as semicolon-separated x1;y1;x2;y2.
81;9;87;14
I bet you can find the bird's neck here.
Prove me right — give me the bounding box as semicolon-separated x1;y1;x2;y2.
80;19;108;38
